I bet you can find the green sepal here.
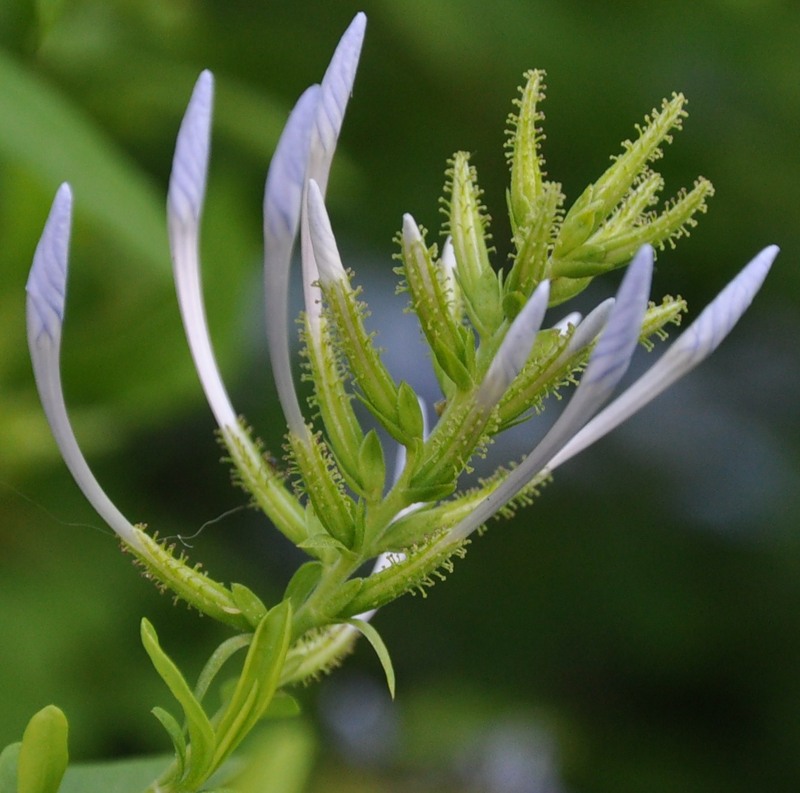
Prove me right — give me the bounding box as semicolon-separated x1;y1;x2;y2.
284;561;324;609
320;278;401;439
397;221;474;389
357;429;386;501
506;69;547;232
345;619;396;699
502;290;527;321
446;152;503;337
548;275;592;305
289;432;354;549
404;480;458;503
231;583;269;628
140;618;216;788
150;707;186;781
131;529;252;632
303;317;366;491
395;381;425;440
17;705;68;793
459;267;504;341
212;601;293;769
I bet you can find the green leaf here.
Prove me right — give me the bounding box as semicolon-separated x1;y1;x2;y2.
230;583;269;627
346;619;396;699
357;429;386;501
0;742;20;793
212;601;293;769
230;722;314;793
194;635;253;707
140;619;216;787
18;705;69;793
58;755;171;793
284;561;324;609
150;708;186;780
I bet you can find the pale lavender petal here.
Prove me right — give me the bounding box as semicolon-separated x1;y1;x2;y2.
167;71;240;432
168;70;212;227
302;13;366;331
306;178;347;285
309;11;367;191
565;298;615;354
548;244;778;470
447;245;653;542
478;280;550;406
264;85;320;436
26;183;71;343
26;186;143;551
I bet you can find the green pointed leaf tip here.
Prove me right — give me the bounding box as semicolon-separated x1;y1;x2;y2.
150;707;187;780
140;619;216;787
17;705;69;793
357;429;386;500
346;619;396;699
212;601;292;769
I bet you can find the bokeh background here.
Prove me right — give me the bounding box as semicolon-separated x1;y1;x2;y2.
1;1;799;791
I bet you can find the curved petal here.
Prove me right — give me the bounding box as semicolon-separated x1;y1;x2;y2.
548;244;778;470
477;279;551;406
263;85;320;436
301;13;367;335
447;245;654;542
26;185;143;551
167;70;240;432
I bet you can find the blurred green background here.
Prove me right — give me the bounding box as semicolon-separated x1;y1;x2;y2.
2;1;799;791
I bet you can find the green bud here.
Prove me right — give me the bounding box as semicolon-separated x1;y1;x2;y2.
506;69;547;233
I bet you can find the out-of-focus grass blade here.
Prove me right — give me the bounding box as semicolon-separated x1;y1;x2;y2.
0;47;166;273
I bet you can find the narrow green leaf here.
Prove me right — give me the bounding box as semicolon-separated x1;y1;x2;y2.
284;561;324;609
212;601;293;768
230;583;269;627
194;635;253;707
17;705;69;793
150;707;186;780
0;49;166;271
346;619;396;699
357;429;386;501
140;619;216;786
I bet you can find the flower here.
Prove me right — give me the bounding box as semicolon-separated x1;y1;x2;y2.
26;11;777;625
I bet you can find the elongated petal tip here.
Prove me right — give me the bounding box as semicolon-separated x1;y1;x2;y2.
168;70;214;226
479;280;551;406
308;11;366;188
264;85;320;243
26;183;73;343
547;244;778;472
672;244;778;363
580;244;652;392
318;13;366;140
402;213;423;244
307;179;347;284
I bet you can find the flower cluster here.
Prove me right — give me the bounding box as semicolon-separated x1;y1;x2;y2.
24;12;776;791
